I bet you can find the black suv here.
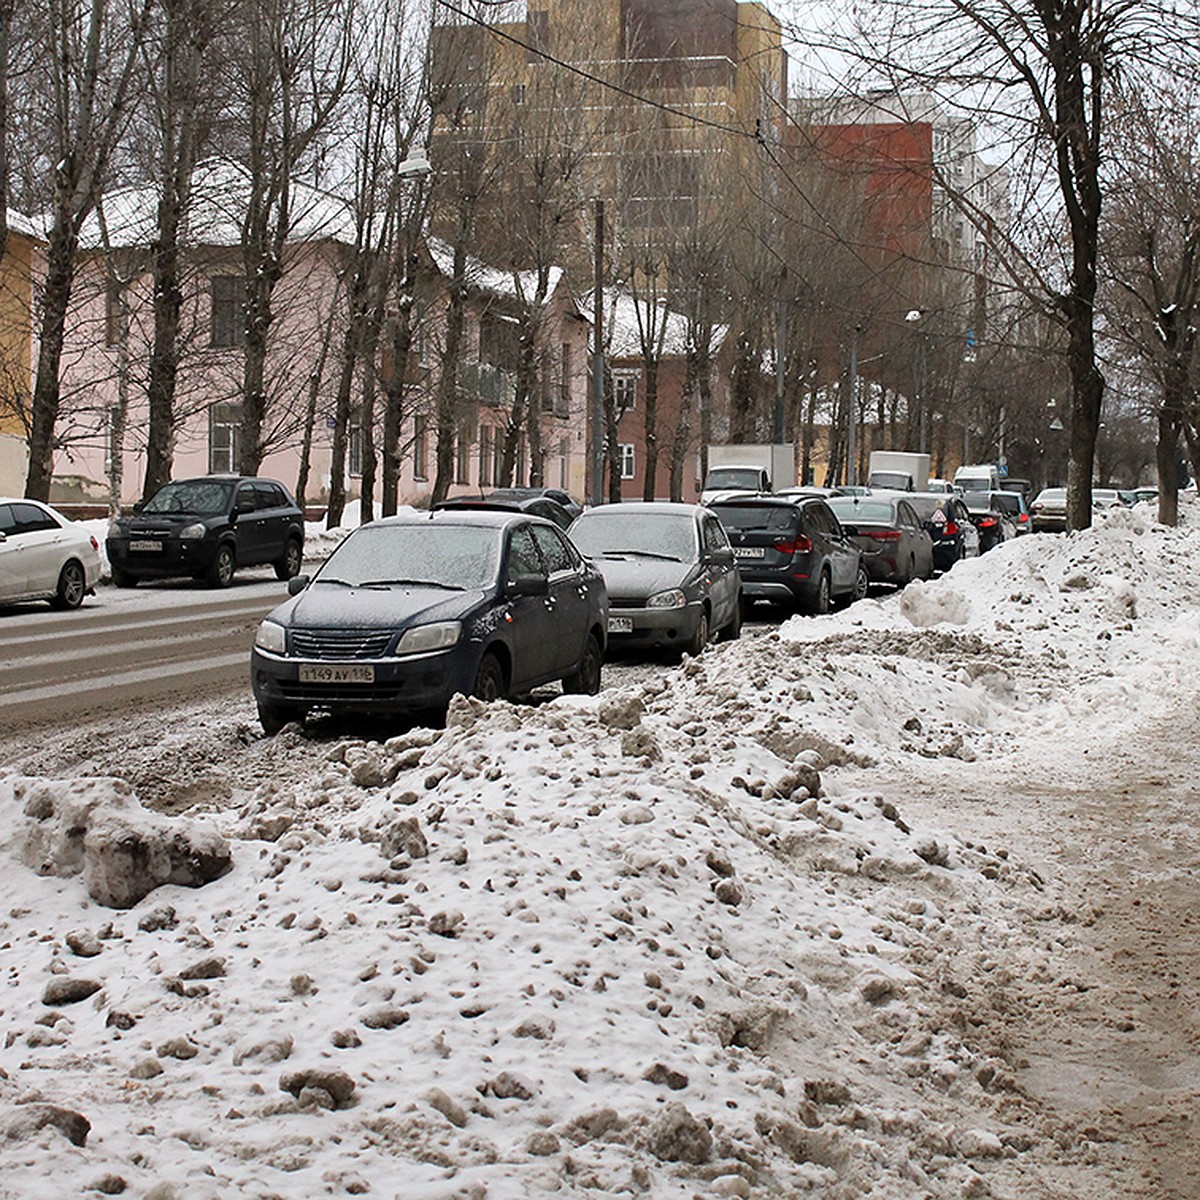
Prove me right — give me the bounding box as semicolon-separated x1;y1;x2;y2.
107;475;305;588
250;508;608;732
710;495;867;614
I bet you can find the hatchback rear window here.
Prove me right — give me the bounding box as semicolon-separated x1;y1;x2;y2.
712;506;800;533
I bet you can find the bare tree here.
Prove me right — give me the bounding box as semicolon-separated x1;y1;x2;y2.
24;0;151;501
234;0;353;477
140;0;224;499
793;0;1200;528
1103;82;1200;526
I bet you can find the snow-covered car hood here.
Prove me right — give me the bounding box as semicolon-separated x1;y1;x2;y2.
270;581;489;630
588;556;696;602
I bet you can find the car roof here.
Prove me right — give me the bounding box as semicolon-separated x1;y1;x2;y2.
367;508;552;531
576;501;705;517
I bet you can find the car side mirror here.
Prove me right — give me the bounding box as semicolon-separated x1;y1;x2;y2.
236;501;255;516
132;500;143;513
507;573;549;598
287;575;309;595
0;530;6;543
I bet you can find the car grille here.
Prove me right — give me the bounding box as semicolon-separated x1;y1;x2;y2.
289;629;393;659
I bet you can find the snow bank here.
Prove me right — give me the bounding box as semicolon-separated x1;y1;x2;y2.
1;500;1197;1196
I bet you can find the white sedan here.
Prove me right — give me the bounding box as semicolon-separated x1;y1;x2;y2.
0;497;102;609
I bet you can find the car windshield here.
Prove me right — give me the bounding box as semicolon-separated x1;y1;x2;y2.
316;522;502;590
705;468;763;491
827;498;896;523
142;479;234;515
570;511;698;561
711;505;799;533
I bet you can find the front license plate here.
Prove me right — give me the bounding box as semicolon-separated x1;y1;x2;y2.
298;664;375;684
129;539;163;552
734;547;765;559
607;616;633;634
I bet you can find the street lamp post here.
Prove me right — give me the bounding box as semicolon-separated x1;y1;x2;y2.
905;308;929;454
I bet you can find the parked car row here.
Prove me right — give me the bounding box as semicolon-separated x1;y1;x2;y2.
6;471;1147;739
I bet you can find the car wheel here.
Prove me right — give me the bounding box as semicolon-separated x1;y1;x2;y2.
274;538;303;581
111;566;137;588
562;632;603;695
258;702;303;735
472;652;507;702
851;562;869;603
683;610;710;658
810;569;832;615
51;560;86;610
721;596;742;641
207;543;236;588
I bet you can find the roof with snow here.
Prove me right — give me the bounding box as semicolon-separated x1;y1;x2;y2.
427;238;574;315
589;289;729;359
74;160;359;251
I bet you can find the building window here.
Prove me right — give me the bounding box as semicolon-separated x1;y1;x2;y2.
209;402;242;473
556;342;572;417
211;276;243;349
456;423;473;485
619;443;635;480
105;282;124;348
479;426;493;487
349;410;363;477
413;414;428;480
612;370;639;412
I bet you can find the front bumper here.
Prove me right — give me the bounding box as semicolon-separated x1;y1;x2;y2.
604;600;705;649
108;536;221;579
251;644;480;715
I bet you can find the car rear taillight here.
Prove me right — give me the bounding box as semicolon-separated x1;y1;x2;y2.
775;535;813;555
1018;513;1029;524
978;517;997;528
862;530;902;542
89;535;99;550
943;521;959;537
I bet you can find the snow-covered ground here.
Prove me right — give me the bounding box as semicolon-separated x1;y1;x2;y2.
3;500;1197;1198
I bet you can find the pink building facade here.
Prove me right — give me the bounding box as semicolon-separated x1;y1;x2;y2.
48;163;591;514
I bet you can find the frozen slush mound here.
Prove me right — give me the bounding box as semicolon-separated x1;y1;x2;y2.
4;774;232;907
900;579;971;627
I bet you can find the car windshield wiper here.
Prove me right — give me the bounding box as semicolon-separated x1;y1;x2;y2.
602;549;684;562
358;577;466;590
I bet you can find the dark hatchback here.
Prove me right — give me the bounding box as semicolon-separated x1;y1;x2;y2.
826;494;935;585
904;493;981;572
710;495;867;614
250;509;607;732
107;475;304;588
963;494;1014;552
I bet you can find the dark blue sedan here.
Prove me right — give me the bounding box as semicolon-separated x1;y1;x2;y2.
250;509;607;732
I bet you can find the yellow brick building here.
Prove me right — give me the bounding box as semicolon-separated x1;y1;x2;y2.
0;214;37;494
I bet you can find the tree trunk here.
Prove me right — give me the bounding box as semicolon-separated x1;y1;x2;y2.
381;301;414;516
432;243;468;504
359;310;380;525
641;358;659;502
25;211;77;501
326;312;362;529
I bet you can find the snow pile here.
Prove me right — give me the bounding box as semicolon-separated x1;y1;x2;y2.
1;503;1198;1197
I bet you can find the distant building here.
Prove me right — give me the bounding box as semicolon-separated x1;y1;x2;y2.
51;162;591;509
0;213;39;495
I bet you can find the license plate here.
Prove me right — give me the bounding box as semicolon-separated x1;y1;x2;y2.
298;664;375;684
734;547;765;559
129;539;163;552
607;616;633;634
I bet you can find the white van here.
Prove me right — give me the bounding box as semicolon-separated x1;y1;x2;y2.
954;464;1001;493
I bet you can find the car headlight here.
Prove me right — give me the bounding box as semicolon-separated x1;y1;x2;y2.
179;522;206;539
395;621;462;656
255;620;287;655
646;588;687;609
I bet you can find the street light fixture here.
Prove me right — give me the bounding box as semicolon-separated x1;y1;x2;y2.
396;152;433;179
